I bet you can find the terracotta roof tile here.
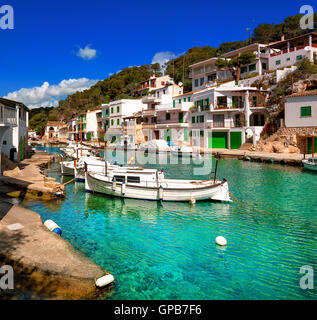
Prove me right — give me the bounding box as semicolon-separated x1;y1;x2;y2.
286;90;317;98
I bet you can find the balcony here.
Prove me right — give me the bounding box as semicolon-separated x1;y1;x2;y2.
142;95;161;104
270;45;307;57
138;84;156;91
0;105;17;126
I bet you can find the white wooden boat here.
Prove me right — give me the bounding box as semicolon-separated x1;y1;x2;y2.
302;157;317;172
85;167;232;202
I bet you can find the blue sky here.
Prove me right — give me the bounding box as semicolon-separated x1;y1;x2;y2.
0;0;307;108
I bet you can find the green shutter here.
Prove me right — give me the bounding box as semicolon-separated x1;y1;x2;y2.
192;116;196;123
117;106;120;112
232;97;236;107
184;129;188;141
166;113;170;120
301;106;312;117
188;97;190;102
173;100;175;108
179;99;181;104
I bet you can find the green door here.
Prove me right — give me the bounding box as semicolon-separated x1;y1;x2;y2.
165;129;171;142
184;128;188;141
308;138;317;154
208;132;227;149
178;112;183;123
230;132;242;149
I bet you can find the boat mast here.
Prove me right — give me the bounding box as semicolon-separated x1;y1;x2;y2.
104;118;108;176
313;130;315;158
213;153;219;184
80;116;83;157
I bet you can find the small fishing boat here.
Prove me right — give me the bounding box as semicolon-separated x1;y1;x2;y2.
85;163;232;202
60;156;111;181
171;146;199;157
302;157;317;172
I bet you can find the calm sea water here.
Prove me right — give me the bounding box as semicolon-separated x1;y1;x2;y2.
23;147;317;300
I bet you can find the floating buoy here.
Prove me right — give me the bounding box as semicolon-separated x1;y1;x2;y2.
112;178;116;192
215;236;227;246
44;220;62;236
95;274;115;288
159;185;164;201
121;181;126;195
190;197;196;204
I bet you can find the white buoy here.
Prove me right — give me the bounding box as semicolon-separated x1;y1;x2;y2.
159;185;164;201
121;181;126;195
95;274;115;288
44;220;62;236
216;236;227;246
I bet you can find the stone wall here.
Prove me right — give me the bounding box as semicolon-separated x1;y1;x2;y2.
255;126;317;154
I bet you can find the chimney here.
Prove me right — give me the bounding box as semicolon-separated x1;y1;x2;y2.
281;35;285;41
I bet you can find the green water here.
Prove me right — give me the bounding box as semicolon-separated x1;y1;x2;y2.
23;149;317;300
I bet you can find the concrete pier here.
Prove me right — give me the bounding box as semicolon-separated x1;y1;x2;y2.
0;201;112;299
0;151;65;200
203;149;305;166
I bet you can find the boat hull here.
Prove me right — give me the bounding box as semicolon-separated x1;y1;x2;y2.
85;172;231;202
60;162;74;176
303;161;317;171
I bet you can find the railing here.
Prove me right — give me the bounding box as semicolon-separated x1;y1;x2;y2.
270;46;307;57
0;104;17;126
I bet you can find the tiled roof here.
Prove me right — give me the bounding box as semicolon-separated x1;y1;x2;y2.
286;90;317;98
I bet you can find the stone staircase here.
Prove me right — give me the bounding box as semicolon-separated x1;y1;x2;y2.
239;143;253;151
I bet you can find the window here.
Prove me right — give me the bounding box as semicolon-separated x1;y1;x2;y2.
188;97;191;102
173;100;175;108
163;90;166;95
301;106;312;117
200;130;204;137
184;98;186;102
179;99;181;104
287;57;291;61
117;106;120;113
127;176;140;183
200;78;204;86
111;119;114;126
166;113;171;120
114;175;125;183
213;114;224;127
241;66;248;74
198;115;204;123
262;63;267;70
252;96;257;107
192;116;196;123
111;107;114;114
276;60;281;65
249;64;256;72
194;79;199;87
117;119;120;125
296;55;303;61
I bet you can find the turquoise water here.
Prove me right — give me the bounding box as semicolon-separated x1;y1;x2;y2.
23;148;317;300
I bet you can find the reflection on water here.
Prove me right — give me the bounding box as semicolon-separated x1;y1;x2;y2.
22;147;317;300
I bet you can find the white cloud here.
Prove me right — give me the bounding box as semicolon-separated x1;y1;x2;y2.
5;78;99;109
77;45;97;60
151;51;184;73
152;51;176;67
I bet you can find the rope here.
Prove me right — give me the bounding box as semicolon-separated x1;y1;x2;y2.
62;178;74;186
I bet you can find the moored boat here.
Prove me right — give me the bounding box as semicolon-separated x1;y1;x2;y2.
302;157;317;171
85;166;232;202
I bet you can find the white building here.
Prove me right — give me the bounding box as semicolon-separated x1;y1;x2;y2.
105;99;145;143
285;91;317;128
0;98;29;172
267;32;317;71
189;84;268;149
